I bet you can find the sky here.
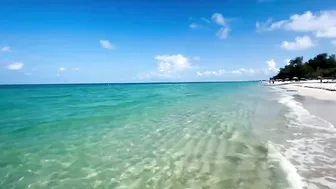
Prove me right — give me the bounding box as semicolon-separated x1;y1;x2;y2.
1;0;336;84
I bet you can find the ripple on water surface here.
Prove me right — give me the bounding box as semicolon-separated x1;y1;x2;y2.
0;83;297;189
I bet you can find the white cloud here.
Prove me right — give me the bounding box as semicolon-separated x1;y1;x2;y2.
155;54;191;72
266;59;276;69
158;62;171;73
256;18;272;32
265;59;279;74
216;27;230;39
211;13;230;39
197;68;256;77
271;20;288;30
231;70;241;75
196;71;203;76
138;72;181;80
7;62;24;70
257;10;336;38
201;17;210;24
233;68;255;75
197;59;279;78
1;46;11;52
59;67;66;71
197;70;226;76
138;54;195;79
72;67;80;71
332;40;336;46
316;27;336;38
99;40;115;49
285;59;291;65
212;13;226;26
285;11;336;36
189;23;199;29
281;35;315;50
256;19;287;32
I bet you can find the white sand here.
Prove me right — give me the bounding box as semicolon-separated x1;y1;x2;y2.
293;83;336;91
263;79;336;100
281;84;336;101
270;80;335;86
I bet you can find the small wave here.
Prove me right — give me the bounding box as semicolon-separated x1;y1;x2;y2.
276;89;335;130
274;86;336;188
267;142;303;189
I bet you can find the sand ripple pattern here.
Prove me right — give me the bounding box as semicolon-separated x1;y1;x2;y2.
0;83;291;189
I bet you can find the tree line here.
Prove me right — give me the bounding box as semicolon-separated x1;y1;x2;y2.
272;53;336;80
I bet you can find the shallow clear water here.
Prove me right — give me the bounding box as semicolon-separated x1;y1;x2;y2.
0;82;334;189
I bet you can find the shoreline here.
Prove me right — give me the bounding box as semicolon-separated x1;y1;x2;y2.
294;94;336;127
280;84;336;101
265;79;336;91
275;83;336;189
281;84;336;125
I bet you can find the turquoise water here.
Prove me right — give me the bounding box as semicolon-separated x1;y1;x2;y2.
0;82;295;189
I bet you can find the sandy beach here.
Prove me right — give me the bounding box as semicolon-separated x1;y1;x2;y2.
282;84;336;101
280;82;336;123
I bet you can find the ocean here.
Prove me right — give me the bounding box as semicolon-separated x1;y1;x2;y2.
0;82;335;189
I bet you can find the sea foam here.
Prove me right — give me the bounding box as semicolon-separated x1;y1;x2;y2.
274;86;336;188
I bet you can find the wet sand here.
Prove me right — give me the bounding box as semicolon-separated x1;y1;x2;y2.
294;94;336;126
281;84;336;125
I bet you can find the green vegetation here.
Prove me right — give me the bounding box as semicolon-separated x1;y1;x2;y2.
272;53;336;80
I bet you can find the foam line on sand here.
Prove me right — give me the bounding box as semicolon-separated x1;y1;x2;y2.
281;85;336;101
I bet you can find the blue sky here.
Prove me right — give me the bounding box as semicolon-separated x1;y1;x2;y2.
1;0;336;84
